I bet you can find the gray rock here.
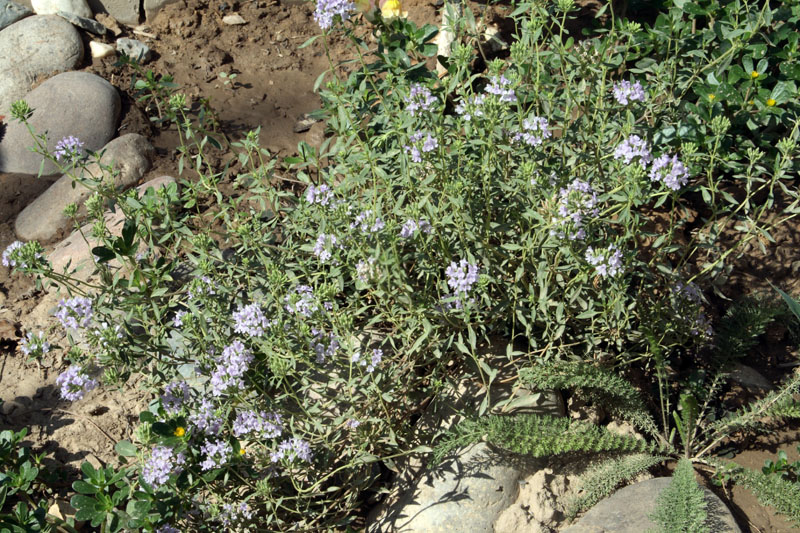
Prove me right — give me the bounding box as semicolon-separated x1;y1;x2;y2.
0;0;32;31
143;0;176;21
86;0;137;26
116;37;151;63
15;134;155;242
0;15;83;114
729;363;773;392
48;175;176;279
56;9;105;34
31;0;90;17
371;443;532;533
562;477;741;533
0;71;119;175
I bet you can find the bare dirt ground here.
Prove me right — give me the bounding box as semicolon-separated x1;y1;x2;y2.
1;0;800;530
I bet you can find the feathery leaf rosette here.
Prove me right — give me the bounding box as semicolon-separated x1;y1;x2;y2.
650;458;709;533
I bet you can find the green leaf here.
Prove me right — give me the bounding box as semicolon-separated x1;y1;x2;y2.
72;480;99;494
92;246;115;264
114;440;138;458
771;283;800;322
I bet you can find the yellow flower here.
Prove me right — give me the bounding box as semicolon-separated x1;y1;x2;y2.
381;0;407;19
707;93;716;101
748;100;754;105
173;426;186;437
750;70;759;79
239;447;246;456
766;98;777;107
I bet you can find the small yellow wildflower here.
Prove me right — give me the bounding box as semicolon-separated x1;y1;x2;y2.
240;447;246;456
750;71;759;79
748;100;754;105
381;0;407;19
708;94;716;101
766;98;777;107
173;426;186;437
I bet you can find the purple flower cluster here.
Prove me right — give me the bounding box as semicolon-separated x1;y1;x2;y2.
55;296;93;330
270;438;313;463
485;74;516;103
352;348;383;373
188;275;216;300
585;244;624;277
351;210;385;234
446;259;480;295
219;502;254;528
313;0;355;30
155;525;180;533
313;233;338;263
173;310;187;328
405;131;438;163
56;365;98;401
284;285;319;317
2;241;23;268
613;80;646;105
200;439;232;471
142;445;186;489
305;184;334;206
614;135;652;167
21;331;51;358
346;419;361;429
551;179;599;241
189;399;223;435
406;84;437;116
232;303;270;337
310;329;339;363
649;154;690;191
53;136;85;162
161;381;191;415
513;116;551;147
454;94;486;121
356;257;377;283
210;340;254;396
232;410;282;438
400;219;433;239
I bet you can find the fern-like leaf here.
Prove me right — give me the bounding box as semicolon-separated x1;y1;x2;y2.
650;458;709;533
520;361;660;439
566;453;666;520
729;466;800;528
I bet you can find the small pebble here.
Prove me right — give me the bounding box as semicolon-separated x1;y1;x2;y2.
89;40;115;58
222;13;246;25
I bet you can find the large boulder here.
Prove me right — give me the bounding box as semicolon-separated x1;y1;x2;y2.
30;0;91;17
0;71;120;175
15;134;155;242
0;15;82;114
85;0;137;26
563;477;741;533
0;0;32;31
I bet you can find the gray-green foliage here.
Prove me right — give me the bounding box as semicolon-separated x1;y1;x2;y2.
727;465;800;528
521;361;660;439
650;458;709;533
566;453;667;519
432;414;658;465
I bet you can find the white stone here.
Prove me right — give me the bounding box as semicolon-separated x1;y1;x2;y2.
89;40;114;58
222;13;245;25
31;0;90;18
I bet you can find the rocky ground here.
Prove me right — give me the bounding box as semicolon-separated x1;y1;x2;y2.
1;0;799;530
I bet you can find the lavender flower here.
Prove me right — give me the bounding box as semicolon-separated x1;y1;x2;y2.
346;419;361;429
56;365;98;401
551;179;599;241
284;285;319;317
155;525;180;533
406;84;437;116
313;0;355;30
52;136;85;162
232;303;270;337
188;275;215;300
161;381;191;415
270;438;313;463
2;241;23;268
232;410;283;438
446;259;480;295
173;310;187;328
649;154;690;191
305;184;334;206
585;244;624;277
367;348;382;373
189;399;223;435
455;94;486;121
356;257;378;283
142;446;186;489
400;219;431;239
405;131;438;163
613;80;646;105
614;135;653;167
55;296;93;330
485;74;516;103
200;439;232;471
310;329;339;363
513;116;551;147
210;340;254;396
20;331;51;358
218;502;254;528
313;233;338;263
351;211;385;234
